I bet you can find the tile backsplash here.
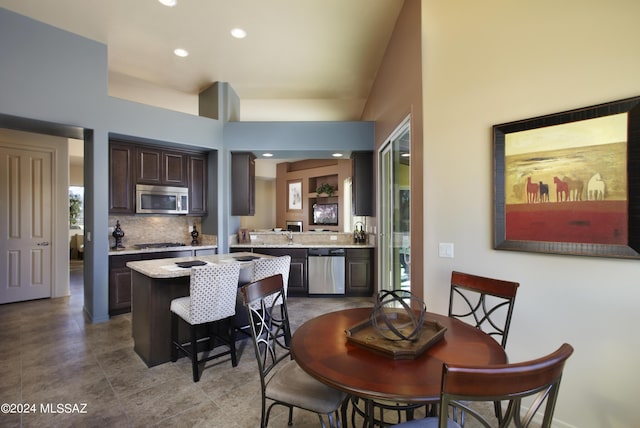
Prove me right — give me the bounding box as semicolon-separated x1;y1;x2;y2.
108;215;216;248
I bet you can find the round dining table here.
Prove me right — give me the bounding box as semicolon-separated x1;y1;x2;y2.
290;307;507;404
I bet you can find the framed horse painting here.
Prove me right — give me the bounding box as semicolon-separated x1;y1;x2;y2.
493;95;640;259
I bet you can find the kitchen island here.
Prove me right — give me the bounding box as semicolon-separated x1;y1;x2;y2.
127;252;269;367
108;244;218;316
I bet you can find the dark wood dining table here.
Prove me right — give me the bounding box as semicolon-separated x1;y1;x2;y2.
290;307;507;422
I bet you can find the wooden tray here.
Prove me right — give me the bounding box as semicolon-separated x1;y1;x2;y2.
345;312;447;359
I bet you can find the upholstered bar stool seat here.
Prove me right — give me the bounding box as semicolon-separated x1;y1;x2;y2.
170;262;241;382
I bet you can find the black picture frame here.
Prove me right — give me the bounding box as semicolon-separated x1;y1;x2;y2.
493;96;640;259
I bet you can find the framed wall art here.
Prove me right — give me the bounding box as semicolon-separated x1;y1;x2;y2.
493;96;640;258
288;180;302;211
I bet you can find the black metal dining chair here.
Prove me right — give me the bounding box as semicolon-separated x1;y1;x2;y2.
240;274;346;428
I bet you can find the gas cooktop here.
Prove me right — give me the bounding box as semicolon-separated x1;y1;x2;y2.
133;242;187;249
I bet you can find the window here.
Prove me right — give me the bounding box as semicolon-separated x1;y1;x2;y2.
69;186;84;229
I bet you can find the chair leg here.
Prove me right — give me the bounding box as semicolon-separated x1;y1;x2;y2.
341;396;349;428
494;400;503;424
170;312;179;362
229;316;238;367
191;324;200;382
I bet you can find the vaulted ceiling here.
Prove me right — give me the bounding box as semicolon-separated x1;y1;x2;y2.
0;0;405;120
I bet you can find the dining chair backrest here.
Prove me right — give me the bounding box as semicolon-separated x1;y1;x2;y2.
189;263;241;325
449;271;519;348
240;274;291;378
438;343;574;428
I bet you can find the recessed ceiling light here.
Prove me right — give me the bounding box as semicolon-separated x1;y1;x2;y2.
332;153;343;157
173;48;189;57
230;28;247;39
158;0;177;7
262;153;274;157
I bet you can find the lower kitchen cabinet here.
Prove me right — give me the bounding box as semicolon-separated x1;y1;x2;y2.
231;247;308;296
345;248;374;296
109;254;138;316
258;248;308;297
231;246;373;297
109;250;194;316
194;248;217;256
142;250;192;260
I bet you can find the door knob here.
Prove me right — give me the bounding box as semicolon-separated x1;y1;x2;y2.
37;242;50;246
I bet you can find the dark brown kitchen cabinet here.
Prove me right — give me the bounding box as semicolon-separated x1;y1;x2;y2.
230;247;308;296
109;143;135;214
142;250;192;260
194;248;217;256
109;254;138;316
136;147;187;187
188;154;207;215
163;151;188;186
351;151;374;216
231;152;256;216
345;248;373;296
257;248;308;296
110;141;208;214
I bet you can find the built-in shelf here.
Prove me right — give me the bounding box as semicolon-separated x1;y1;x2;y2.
276;159;351;232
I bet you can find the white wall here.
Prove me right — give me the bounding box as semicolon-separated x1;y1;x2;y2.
239;178;277;231
422;1;640;427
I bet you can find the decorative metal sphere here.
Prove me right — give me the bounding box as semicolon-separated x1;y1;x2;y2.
370;290;426;342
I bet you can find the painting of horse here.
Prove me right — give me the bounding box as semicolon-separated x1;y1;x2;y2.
494;95;640;258
587;173;606;200
500;114;628;246
553;176;570;202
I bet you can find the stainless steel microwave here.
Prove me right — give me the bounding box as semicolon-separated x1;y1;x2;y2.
136;184;188;214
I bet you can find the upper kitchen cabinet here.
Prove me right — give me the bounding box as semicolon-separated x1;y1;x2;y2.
351;151;374;216
231;152;256;216
109;142;135;214
109;140;208;215
136;147;188;187
188;153;208;215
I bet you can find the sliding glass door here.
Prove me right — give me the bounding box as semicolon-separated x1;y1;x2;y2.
378;117;411;292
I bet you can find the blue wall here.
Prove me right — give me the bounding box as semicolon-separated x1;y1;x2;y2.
0;7;373;322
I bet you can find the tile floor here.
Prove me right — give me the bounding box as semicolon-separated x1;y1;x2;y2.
0;262;495;428
0;261;377;427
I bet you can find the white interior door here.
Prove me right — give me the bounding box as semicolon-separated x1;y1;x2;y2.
0;146;53;303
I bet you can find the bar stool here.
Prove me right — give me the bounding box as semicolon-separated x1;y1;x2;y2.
170;262;241;382
235;255;291;337
252;255;291;305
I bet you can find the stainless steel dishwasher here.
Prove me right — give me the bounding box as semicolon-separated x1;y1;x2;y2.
308;248;345;294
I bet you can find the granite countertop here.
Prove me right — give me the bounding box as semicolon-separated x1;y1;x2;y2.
230;231;375;249
109;244;218;256
126;252;266;279
229;243;374;249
